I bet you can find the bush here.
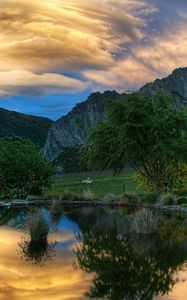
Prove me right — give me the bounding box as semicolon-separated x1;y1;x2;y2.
177;197;187;205
133;208;159;234
143;192;160;204
58;146;89;173
103;193;117;203
44;191;62;201
158;219;187;242
0;187;27;200
119;192;141;206
82;189;95;201
159;193;177;205
60;191;81;201
26;211;50;242
0;138;54;198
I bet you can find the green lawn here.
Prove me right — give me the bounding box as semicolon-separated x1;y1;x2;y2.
47;171;146;198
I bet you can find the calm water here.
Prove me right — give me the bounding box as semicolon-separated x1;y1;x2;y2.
0;206;186;300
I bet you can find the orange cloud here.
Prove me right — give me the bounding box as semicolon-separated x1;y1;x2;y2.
0;0;150;96
0;0;144;73
0;0;185;96
0;70;90;97
83;23;187;90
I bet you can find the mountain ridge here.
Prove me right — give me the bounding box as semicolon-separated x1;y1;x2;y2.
44;90;126;160
1;67;187;157
139;67;187;107
0;108;53;146
44;67;187;161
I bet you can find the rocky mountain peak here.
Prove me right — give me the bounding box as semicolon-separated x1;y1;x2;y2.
43;90;123;160
139;67;187;107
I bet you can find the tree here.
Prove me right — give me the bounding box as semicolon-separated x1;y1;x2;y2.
0;138;54;198
83;93;187;192
58;146;88;173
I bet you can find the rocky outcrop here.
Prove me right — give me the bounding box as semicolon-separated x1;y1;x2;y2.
44;91;123;160
0;108;53;146
44;67;187;161
139;67;187;107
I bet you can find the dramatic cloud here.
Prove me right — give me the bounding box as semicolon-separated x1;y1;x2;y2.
83;22;187;90
0;0;145;73
0;70;90;97
0;0;187;116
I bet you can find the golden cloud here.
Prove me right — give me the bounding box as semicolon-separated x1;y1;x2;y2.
0;70;90;97
0;0;150;96
0;0;185;95
0;0;144;73
83;23;187;90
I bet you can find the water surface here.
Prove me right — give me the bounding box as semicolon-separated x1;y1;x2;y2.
0;206;186;300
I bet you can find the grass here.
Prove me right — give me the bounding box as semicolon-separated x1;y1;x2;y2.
46;171;146;199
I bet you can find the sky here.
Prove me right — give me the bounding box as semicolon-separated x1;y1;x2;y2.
0;0;187;120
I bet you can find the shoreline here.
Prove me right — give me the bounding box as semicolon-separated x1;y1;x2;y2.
0;199;187;215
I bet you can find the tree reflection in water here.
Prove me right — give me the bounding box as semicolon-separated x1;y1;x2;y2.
74;226;187;300
19;238;56;266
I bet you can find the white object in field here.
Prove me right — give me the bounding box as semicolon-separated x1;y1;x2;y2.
82;178;93;184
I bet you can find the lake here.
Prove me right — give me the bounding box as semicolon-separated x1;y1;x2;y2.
0;206;186;300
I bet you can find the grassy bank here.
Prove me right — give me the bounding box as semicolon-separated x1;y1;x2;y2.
46;171;146;199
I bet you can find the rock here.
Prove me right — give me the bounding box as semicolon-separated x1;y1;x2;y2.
44;90;126;161
44;67;187;162
139;67;187;108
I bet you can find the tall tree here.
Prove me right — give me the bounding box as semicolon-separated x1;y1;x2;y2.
83;93;187;192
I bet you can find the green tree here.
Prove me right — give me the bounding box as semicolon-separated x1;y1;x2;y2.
0;138;54;198
58;146;88;173
83;93;187;192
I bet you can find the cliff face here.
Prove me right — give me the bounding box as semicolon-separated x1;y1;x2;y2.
44;67;187;161
0;108;53;146
139;67;187;107
44;91;123;160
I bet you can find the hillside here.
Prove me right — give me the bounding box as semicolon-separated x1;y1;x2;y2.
139;67;187;107
44;90;126;160
44;67;187;161
0;108;53;146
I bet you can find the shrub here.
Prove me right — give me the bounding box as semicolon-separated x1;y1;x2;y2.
177;197;187;205
159;193;177;205
60;191;81;201
134;161;187;193
143;192;160;204
0;187;27;200
44;191;62;201
158;219;187;242
47;189;95;202
103;193;117;203
133;208;159;234
82;189;95;201
26;211;50;242
0;138;54;198
119;192;141;206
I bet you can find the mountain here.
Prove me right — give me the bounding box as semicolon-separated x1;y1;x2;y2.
139;67;187;107
44;90;125;160
44;67;187;162
0;108;53;146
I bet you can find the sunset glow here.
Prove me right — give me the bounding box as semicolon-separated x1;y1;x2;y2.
0;0;187;117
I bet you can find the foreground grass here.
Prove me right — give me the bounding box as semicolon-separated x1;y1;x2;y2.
47;171;146;199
